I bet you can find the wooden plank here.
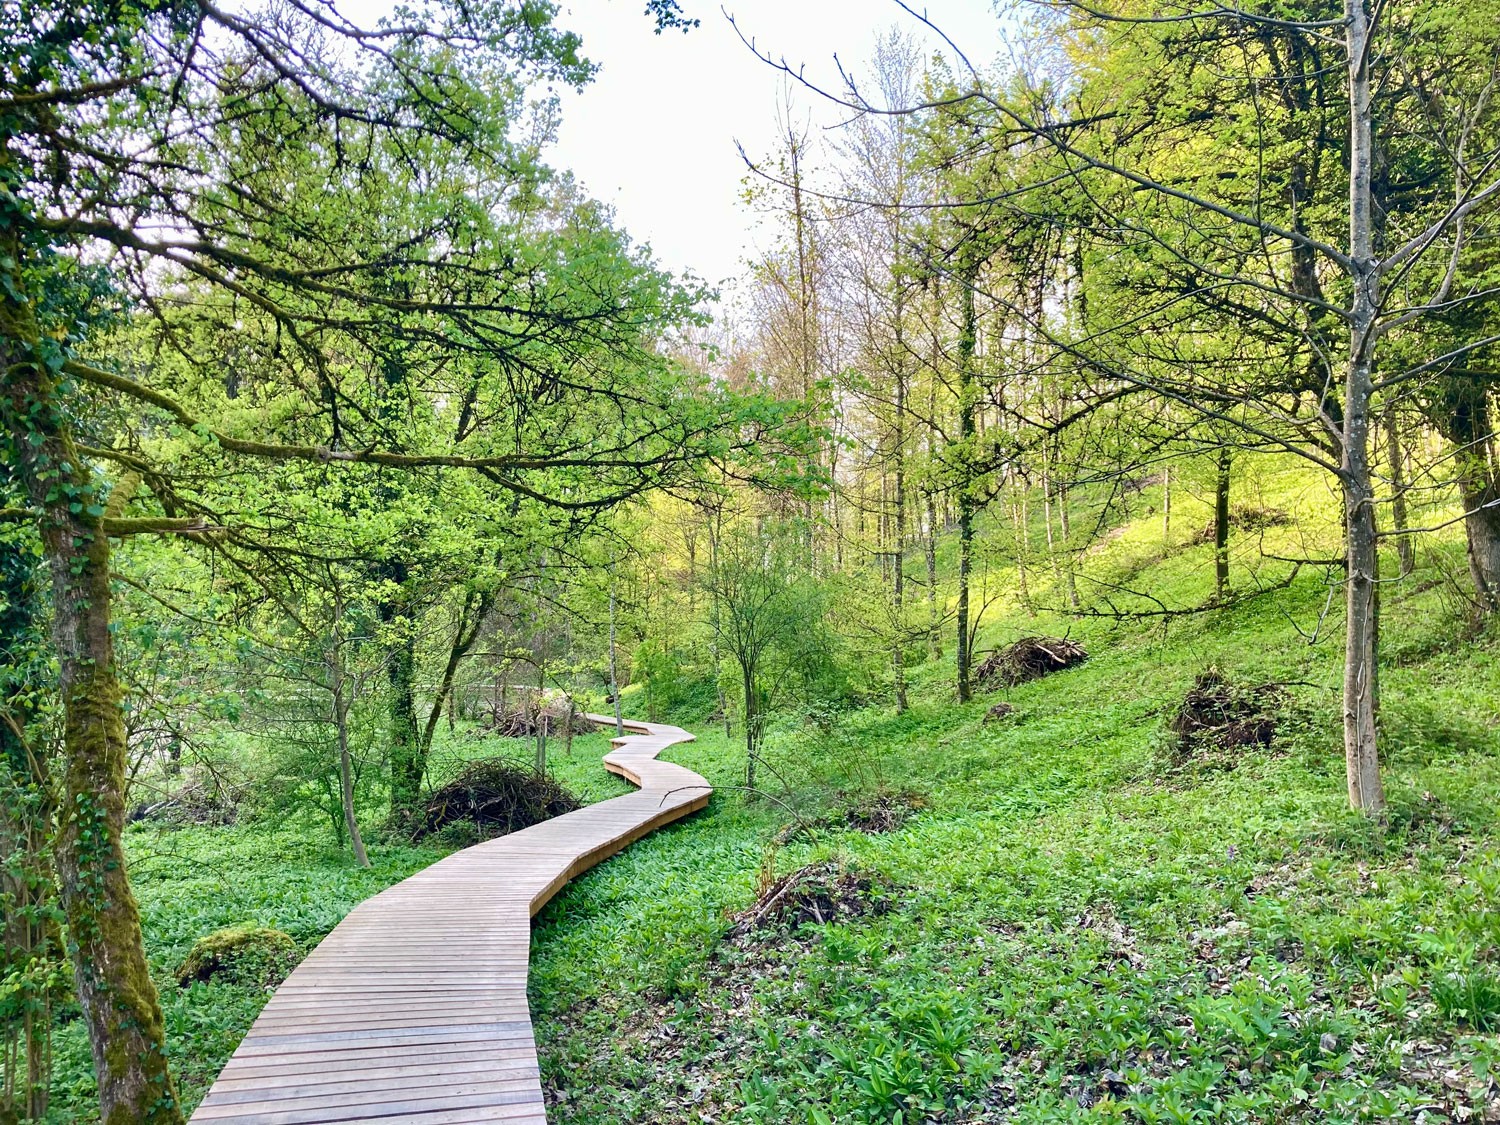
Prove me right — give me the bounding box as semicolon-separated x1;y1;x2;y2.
186;718;707;1124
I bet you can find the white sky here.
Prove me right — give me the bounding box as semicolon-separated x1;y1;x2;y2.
548;1;1007;290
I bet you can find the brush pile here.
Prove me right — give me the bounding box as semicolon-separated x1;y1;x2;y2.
129;774;242;827
1170;669;1285;754
731;861;895;934
976;636;1088;689
1191;504;1291;544
418;759;580;840
842;788;928;834
476;691;584;738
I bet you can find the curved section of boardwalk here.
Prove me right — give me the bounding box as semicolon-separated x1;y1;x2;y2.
188;717;708;1124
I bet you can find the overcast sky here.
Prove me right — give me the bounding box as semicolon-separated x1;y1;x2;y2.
547;1;1006;291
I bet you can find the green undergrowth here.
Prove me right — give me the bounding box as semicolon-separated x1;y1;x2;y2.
44;461;1500;1123
528;482;1500;1123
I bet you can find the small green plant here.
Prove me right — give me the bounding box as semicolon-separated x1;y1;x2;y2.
1432;968;1500;1031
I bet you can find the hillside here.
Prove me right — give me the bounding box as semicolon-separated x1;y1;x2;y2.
524;469;1500;1124
28;460;1497;1125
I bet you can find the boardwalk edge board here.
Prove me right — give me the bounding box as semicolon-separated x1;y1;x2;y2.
188;716;709;1124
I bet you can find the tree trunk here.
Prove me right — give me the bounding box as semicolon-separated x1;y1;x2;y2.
420;589;493;760
892;315;908;714
1058;483;1080;609
534;661;547;773
608;584;623;736
1342;0;1386;814
330;648;370;868
0;525;55;1124
704;509;733;738
0;368;184;1125
955;262;979;703
1214;449;1232;601
1383;403;1415;578
742;664;757;791
383;590;422;826
925;493;941;658
1440;379;1500;614
1014;491;1033;615
1162;463;1172;547
1460;474;1500;615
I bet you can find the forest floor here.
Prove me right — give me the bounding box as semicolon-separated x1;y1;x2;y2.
48;467;1500;1124
524;472;1500;1125
527;575;1500;1125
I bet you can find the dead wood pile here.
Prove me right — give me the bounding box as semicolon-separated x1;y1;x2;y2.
731;861;895;934
975;636;1088;689
1170;669;1285;754
477;693;584;739
418;759;580;840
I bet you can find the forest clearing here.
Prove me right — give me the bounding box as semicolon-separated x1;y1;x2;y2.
2;1;1499;1123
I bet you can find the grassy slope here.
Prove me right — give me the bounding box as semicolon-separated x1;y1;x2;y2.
529;464;1500;1124
47;461;1500;1123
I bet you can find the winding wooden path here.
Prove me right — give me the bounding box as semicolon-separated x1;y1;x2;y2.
187;717;709;1124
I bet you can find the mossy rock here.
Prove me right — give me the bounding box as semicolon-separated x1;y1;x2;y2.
175;926;300;989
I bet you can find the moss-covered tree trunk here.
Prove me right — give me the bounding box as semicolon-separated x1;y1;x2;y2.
380;573;423;827
0;368;183;1125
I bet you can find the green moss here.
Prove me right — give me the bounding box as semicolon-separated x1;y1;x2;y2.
174;927;300;990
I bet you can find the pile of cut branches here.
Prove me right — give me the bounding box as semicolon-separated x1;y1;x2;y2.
976;636;1088;688
418;759;580;841
731;861;895;934
476;692;583;738
1169;669;1285;755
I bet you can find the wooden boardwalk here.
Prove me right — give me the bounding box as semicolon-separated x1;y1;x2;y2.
188;717;709;1124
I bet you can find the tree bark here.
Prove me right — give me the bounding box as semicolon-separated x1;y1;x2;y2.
1013;491;1033;615
742;664;757;791
0;368;184;1125
1342;0;1386;814
382;584;422;827
1214;449;1232;601
1383;403;1415;578
329;644;370;868
955;262;979;703
1162;464;1172;547
892;308;909;714
1058;482;1080;609
608;584;623;737
1439;379;1500;614
704;508;733;738
534;659;547;773
0;528;55;1124
925;492;941;658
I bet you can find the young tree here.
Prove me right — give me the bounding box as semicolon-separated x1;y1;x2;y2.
707;522;818;790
